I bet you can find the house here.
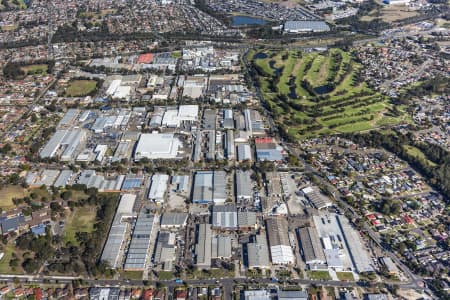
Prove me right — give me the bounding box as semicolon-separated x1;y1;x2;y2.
0;286;11;295
175;290;187;300
142;289;154;300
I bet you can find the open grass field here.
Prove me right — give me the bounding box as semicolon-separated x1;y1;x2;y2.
20;64;48;75
307;270;332;280
336;271;355;281
63;206;96;245
157;271;174;280
0;243;23;274
361;5;418;22
65;80;97;97
123;271;144;280
0;185;27;210
249;48;406;139
0;24;18;31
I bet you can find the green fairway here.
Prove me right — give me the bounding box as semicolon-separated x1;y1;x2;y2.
65;80;98;97
249;48;405;139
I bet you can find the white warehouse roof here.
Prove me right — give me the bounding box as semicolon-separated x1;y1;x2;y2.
148;174;169;203
117;194;136;215
134;132;182;160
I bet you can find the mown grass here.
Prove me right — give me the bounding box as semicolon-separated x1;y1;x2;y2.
307;270;332;280
336;272;355;281
250;48;404;139
0;185;27;210
21;64;48;75
65;80;97;97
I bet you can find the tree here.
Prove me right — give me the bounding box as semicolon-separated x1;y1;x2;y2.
0;143;12;155
60;191;72;201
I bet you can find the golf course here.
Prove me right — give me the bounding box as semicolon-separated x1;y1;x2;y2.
248;48;408;139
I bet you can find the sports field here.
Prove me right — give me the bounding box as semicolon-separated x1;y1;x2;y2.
65;80;98;97
249;49;407;139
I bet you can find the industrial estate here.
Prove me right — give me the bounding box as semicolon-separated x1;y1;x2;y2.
0;0;449;299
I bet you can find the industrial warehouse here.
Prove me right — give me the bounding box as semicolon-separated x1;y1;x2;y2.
30;87;385;289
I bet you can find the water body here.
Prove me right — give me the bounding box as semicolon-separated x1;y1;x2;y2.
314;84;334;95
232;15;267;26
254;52;268;59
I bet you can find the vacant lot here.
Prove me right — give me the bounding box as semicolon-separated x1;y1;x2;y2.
307;270;331;280
336;271;355;281
361;5;418;22
63;206;96;245
249;49;406;139
65;80;98;97
0;185;27;210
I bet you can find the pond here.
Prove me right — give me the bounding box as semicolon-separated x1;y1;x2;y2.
232;15;267;26
254;52;268;59
314;84;334;95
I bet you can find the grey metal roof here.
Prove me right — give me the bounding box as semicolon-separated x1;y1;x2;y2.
58;109;79;128
247;234;270;269
298;227;325;264
211;235;232;259
192;171;214;203
236;170;252;199
212;205;237;229
266;217;290;247
238;211;257;228
154;232;176;264
195;224;212;268
101;218;127;268
192;171;227;204
0;215;24;233
337;215;374;273
278;290;308;300
160;213;188;227
124;213;154;270
212;171;227;203
54;170;73;188
39;129;67;158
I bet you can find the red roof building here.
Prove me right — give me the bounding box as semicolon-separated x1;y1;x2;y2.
366;214;376;220
255;137;274;144
137;53;154;64
34;288;43;300
175;290;187;300
142;289;154;300
403;214;414;224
